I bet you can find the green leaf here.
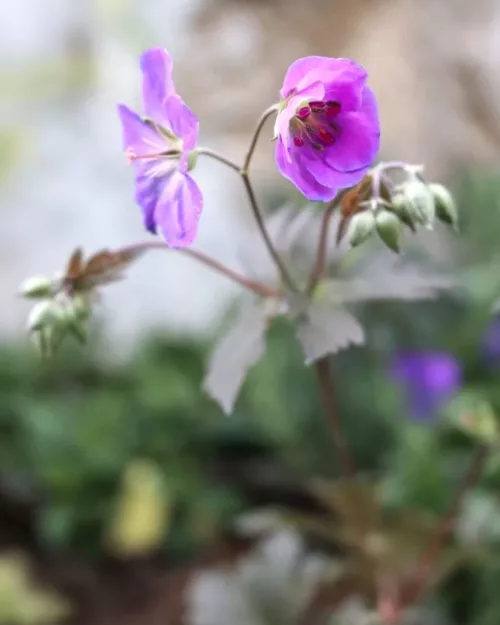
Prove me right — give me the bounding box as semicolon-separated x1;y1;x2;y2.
295;301;364;365
203;301;268;414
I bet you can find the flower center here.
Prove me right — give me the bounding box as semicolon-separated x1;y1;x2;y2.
125;119;183;167
290;100;342;151
125;148;182;165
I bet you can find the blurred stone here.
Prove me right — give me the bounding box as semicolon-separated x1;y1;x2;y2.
180;0;500;179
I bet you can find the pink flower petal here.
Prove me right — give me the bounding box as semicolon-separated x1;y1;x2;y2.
157;172;203;248
140;48;175;122
276;82;324;159
163;95;199;152
275;139;335;202
135;167;166;233
280;56;367;100
324;86;380;173
117;104;166;158
300;147;370;189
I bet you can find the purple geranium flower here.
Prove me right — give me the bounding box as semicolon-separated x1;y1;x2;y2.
391;351;462;421
480;316;500;367
117;48;202;248
274;56;380;202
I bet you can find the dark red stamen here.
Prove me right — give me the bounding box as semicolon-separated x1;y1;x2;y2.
309;100;326;110
291;99;342;151
318;128;336;145
326;101;341;117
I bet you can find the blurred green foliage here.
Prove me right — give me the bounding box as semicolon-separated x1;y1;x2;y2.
1;171;500;624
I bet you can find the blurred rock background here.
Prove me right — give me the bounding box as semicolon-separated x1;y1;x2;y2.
1;0;499;354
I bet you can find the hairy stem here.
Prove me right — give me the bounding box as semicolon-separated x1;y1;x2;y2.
242;104;279;175
195;147;240;173
199;105;299;294
404;444;488;607
306;189;349;295
315;357;355;479
240;172;298;293
126;241;280;298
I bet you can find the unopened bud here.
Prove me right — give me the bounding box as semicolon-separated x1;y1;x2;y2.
68;319;88;345
31;324;65;359
70;294;92;321
19;276;53;299
391;193;417;233
402;181;435;228
348;211;376;247
376;210;402;253
26;300;66;333
429;183;458;229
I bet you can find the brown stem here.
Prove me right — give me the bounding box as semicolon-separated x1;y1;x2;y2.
306;189;349;296
240;172;298;293
199;106;298;294
315;357;355;479
195;147;240;173
403;444;488;607
242;105;298;293
242;104;279;175
126;241;280;299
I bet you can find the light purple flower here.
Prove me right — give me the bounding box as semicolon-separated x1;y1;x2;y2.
480;316;500;367
390;351;462;421
117;48;202;248
274;56;380;202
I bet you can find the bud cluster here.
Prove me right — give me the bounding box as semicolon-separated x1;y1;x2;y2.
20;275;92;358
19;246;147;357
346;162;458;253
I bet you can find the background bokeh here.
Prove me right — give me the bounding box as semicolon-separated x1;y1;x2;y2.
1;1;500;624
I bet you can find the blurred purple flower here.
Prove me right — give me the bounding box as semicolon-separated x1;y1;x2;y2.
391;352;462;420
117;48;202;248
480;316;500;367
274;56;380;202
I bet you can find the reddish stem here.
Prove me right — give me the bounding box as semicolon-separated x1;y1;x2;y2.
315;357;355;479
403;444;488;607
306;189;349;295
126;241;280;299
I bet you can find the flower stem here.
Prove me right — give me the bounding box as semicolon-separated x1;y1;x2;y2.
195;147;241;173
240;172;298;293
198;104;299;294
403;444;488;607
241;104;279;175
241;105;299;293
306;189;349;296
314;357;355;479
126;241;280;298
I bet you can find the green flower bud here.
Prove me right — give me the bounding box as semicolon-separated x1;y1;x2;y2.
390;193;417;232
348;211;376;247
19;276;53;299
402;180;435;228
68;318;88;345
26;300;66;333
376;210;402;253
429;183;458;229
32;325;65;359
70;294;92;321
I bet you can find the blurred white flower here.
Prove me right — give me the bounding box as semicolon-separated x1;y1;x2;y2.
187;530;331;625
